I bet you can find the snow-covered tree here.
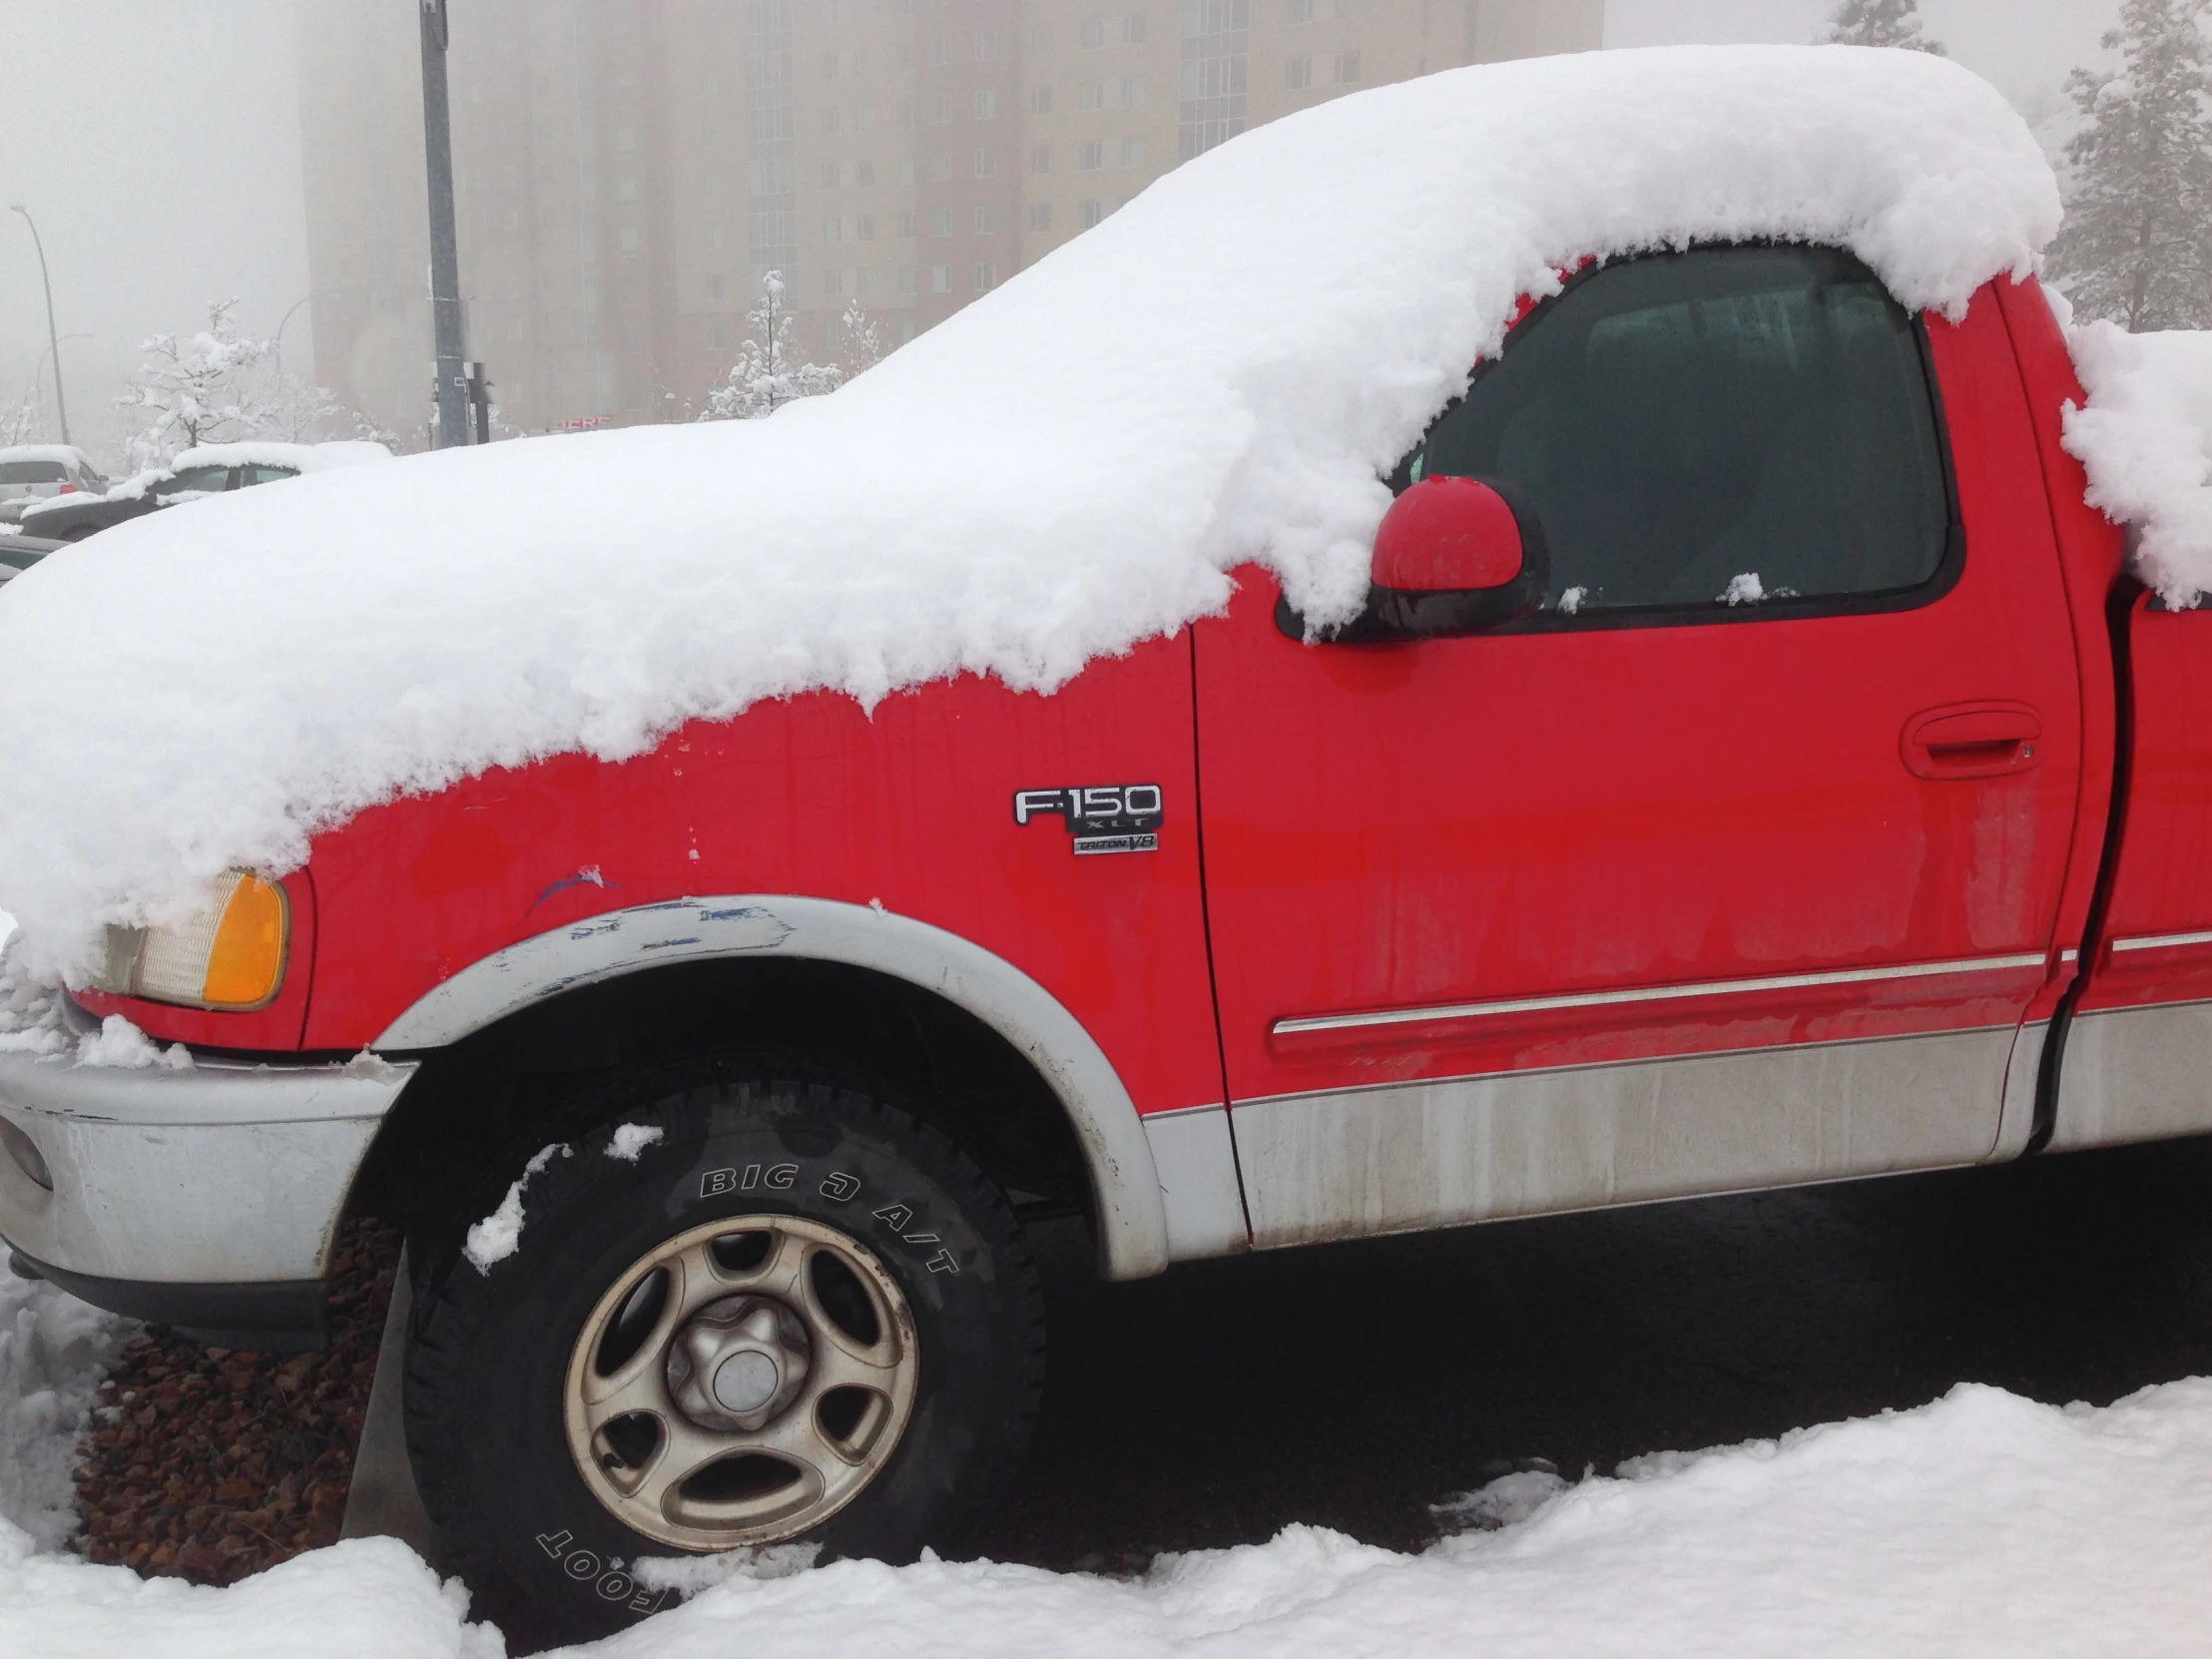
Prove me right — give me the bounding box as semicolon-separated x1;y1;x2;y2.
1822;0;1945;54
1;389;39;448
701;272;841;421
260;369;343;444
837;297;885;379
115;299;274;466
2048;0;2212;331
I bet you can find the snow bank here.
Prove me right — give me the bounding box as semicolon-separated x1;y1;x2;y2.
0;1267;132;1552
2062;322;2212;607
2;1372;2210;1656
0;47;2060;974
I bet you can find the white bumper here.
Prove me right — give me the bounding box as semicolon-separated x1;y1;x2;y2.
0;1042;413;1286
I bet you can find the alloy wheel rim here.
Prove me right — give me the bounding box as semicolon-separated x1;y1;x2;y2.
562;1214;919;1550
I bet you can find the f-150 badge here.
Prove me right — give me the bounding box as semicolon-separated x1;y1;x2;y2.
1013;785;1163;855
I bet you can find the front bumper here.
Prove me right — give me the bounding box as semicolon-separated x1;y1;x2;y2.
0;1041;415;1346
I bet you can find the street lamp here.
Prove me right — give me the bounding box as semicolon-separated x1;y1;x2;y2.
8;204;69;446
31;330;90;437
274;296;310;376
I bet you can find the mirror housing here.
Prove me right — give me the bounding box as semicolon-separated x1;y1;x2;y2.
1361;475;1549;639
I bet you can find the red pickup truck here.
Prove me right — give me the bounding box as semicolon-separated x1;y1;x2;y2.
0;67;2200;1645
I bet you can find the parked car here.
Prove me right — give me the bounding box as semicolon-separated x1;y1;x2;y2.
0;46;2203;1651
0;532;64;584
0;445;106;525
18;439;389;541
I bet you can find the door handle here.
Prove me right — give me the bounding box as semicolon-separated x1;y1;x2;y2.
1901;702;2041;781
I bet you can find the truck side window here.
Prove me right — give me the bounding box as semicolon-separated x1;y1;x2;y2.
1396;246;1952;617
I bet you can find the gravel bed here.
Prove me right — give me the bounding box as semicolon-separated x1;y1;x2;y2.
69;1217;402;1583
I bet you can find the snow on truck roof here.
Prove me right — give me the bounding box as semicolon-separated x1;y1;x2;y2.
0;44;2119;972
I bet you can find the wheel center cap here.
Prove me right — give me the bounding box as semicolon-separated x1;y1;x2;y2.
667;1292;813;1432
712;1349;782;1415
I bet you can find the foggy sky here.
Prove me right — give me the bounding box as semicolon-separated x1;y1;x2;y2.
0;1;2132;463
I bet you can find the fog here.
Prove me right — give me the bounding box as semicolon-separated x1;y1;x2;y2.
0;0;2132;464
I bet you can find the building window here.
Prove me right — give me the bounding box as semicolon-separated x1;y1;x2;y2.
929;152;953;181
931;93;952;124
1333;49;1360;83
709;320;728;348
1079;139;1104;170
827;316;844;349
898;156;916;186
1027;24;1054;56
1081;79;1104;111
825;216;844;242
929;205;954;237
974;263;997;292
1028;201;1052;232
1123;13;1148;42
975;88;998;120
856;213;876;241
897;96;916;129
855;159;876;187
1180;0;1250;162
825;269;843;295
1120;74;1145;106
1080;198;1103;228
820;50;838;79
709;225;728;250
1120;136;1145;168
899;266;917;293
976;27;999;59
897;211;917;238
974;147;999;178
931;264;952;293
1284;54;1312;90
1080;17;1105;48
1287;0;1316;19
617;175;639;202
929;34;950;65
707;273;725;297
1031;144;1052;174
856;266;875;295
615;125;636;153
821;160;841;187
974;204;1001;233
1030;84;1054;115
823;107;842;135
619;227;640;254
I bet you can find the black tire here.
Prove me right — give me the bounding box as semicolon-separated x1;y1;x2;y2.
403;1052;1046;1650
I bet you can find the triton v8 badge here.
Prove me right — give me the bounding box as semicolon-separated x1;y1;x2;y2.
1013;785;1164;855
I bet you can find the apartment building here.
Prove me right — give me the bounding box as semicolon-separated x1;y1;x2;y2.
296;0;1603;442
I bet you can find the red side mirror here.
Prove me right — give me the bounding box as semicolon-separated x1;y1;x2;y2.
1372;475;1526;593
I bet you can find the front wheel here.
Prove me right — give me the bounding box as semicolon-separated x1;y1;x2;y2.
403;1055;1046;1648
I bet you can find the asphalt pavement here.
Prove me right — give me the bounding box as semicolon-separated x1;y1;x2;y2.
968;1135;2212;1571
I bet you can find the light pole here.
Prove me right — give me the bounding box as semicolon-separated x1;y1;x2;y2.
419;0;469;447
30;330;90;438
274;296;310;377
8;204;69;446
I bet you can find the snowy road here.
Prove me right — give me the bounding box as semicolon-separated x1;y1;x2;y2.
2;1136;2210;1654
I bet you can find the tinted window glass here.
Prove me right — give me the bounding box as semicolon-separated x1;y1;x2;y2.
241;466;299;485
0;462;68;485
1397;247;1951;616
160;467;232;494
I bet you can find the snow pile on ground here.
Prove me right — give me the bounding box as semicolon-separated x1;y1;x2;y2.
1;941;191;1067
2063;322;2212;607
0;46;2058;976
0;1267;132;1552
1;1371;2209;1656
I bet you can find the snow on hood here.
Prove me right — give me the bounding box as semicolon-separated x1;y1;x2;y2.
2060;323;2212;607
0;46;2060;974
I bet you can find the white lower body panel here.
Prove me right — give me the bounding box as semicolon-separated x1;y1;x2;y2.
2052;999;2212;1151
1231;1026;2017;1250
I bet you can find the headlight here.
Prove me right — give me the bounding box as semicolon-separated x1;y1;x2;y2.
97;871;290;1010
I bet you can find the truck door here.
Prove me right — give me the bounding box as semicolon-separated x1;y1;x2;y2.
1194;247;2084;1248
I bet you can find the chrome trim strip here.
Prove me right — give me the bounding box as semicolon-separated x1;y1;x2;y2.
2110;928;2212;954
1270;952;2051;1038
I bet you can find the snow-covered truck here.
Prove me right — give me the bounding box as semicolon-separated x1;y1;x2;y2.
1;45;2208;1643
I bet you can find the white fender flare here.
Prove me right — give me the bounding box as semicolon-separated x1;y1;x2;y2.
372;894;1171;1280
